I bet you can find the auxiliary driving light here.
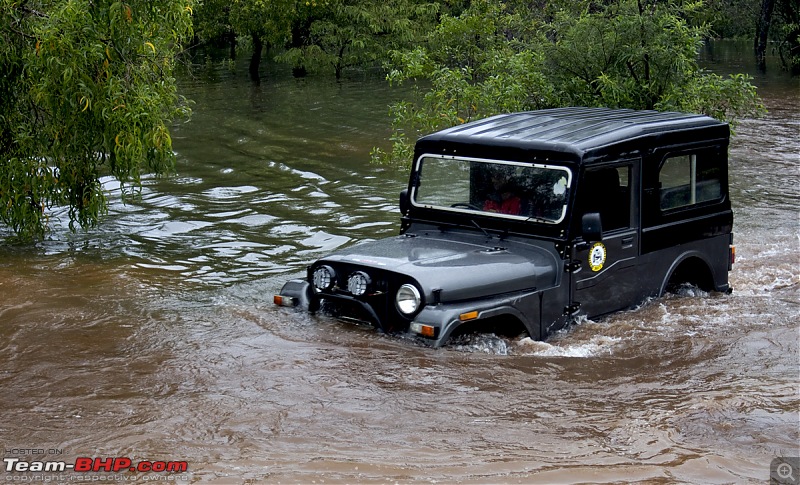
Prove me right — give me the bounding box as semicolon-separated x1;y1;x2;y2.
347;271;371;296
312;265;336;291
395;284;421;315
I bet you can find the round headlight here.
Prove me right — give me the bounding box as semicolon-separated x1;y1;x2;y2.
395;284;421;315
347;271;371;296
312;265;335;291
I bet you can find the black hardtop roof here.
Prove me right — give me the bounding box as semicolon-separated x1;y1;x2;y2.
415;107;729;162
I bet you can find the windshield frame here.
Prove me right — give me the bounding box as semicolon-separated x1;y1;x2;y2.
410;154;574;225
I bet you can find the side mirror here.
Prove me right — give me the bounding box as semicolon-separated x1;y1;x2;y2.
399;189;410;215
581;212;603;242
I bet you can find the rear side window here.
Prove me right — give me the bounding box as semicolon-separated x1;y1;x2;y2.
659;148;723;210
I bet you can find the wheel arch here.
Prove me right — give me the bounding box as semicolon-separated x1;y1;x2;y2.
439;304;537;345
452;313;529;339
659;252;717;296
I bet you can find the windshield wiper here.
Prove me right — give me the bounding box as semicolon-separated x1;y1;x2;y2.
525;215;552;224
471;219;492;239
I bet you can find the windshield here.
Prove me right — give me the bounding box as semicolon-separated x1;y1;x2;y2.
412;155;573;224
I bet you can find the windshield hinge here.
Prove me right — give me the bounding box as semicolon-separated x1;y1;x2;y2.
565;260;582;273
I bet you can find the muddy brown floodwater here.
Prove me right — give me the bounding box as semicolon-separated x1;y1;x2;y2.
1;46;798;484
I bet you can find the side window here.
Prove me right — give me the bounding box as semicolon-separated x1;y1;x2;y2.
578;165;632;232
659;149;723;210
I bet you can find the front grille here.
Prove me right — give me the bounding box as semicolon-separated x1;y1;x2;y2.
308;263;415;333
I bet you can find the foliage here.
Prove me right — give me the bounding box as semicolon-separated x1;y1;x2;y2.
192;0;234;47
373;0;766;168
704;0;798;73
371;0;555;166
192;0;441;78
548;0;766;120
226;0;295;48
192;0;297;79
548;1;701;110
277;0;439;79
701;0;761;39
0;0;193;241
774;0;799;73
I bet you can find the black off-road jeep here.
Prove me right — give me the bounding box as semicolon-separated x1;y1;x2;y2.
275;108;735;347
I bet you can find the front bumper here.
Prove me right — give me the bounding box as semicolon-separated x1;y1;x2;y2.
276;279;536;347
275;278;401;332
274;279;318;312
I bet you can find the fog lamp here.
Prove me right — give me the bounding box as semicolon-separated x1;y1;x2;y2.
347;271;371;296
312;265;335;291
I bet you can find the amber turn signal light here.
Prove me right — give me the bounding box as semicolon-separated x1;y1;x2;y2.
274;295;296;307
410;323;436;338
459;311;479;321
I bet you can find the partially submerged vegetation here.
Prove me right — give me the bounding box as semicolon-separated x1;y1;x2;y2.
1;0;792;241
1;0;192;241
370;0;767;167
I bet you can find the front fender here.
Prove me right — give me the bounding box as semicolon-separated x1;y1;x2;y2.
412;291;539;347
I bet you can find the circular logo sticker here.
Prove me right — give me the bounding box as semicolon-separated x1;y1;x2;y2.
589;242;607;272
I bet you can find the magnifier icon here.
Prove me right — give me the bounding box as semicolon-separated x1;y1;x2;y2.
778;462;796;482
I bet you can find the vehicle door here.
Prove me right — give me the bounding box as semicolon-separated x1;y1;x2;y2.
569;161;641;319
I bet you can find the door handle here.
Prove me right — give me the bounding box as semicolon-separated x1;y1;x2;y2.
621;236;634;248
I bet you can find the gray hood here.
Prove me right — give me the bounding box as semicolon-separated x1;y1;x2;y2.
320;231;561;302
